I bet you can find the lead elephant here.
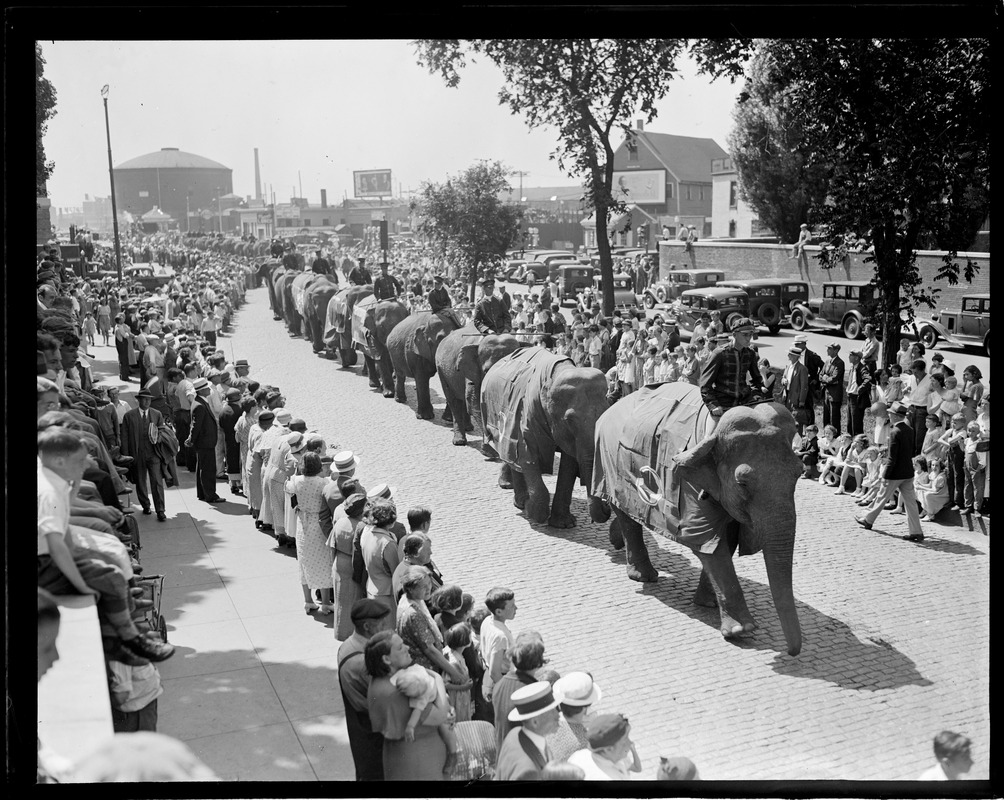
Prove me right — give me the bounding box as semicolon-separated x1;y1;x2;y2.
386;311;464;419
435;324;521;446
351;297;410;397
591;382;803;655
323;285;373;370
480;347;609;528
303;275;341;353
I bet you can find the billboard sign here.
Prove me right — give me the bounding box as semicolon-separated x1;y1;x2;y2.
353;169;393;198
612;169;666;205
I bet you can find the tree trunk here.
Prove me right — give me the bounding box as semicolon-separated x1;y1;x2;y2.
595;206;615;317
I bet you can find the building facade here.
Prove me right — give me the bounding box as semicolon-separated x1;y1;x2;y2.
709;157;772;239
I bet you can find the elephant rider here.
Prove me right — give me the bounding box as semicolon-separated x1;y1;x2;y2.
427;273;463;329
472;277;512;336
699;317;764;419
311;249;335;279
347;257;372;286
281;244;300;272
372;261;403;301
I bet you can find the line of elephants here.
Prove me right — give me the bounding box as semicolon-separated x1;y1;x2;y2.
261;260;803;656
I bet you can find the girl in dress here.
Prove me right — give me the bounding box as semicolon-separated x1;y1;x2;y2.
442;623;474;723
285;453;335;614
939;375;963;426
818;433;852;487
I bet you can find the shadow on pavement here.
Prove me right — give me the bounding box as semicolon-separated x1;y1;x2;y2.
870;527;986;556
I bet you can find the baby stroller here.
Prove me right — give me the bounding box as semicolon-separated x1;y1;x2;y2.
133;573;168;643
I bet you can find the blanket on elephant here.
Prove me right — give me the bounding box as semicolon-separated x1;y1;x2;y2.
322;292;345;349
481;347;571;475
592;381;727;553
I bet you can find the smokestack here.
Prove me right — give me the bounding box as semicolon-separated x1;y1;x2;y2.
636;119;644;131
321;189;327;208
254;148;262;201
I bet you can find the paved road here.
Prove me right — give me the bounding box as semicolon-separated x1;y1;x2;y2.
224;285;989;781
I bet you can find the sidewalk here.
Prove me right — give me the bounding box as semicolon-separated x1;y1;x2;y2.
87;342;356;781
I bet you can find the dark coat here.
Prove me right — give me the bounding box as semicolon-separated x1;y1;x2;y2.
819;356;846;402
120;406;165;462
495;727;548;781
189;396;218;449
885;420;917;480
218;401;242;473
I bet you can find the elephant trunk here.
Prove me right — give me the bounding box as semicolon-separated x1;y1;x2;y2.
761;516;802;656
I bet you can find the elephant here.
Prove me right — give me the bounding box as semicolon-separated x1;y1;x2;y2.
271;266;292;323
323;285;374;370
385;311;465;419
591;382;803;655
480;347;609;528
280;269;304;336
351;297;410;397
291;271;321;326
303;275;341;353
435;324;521;446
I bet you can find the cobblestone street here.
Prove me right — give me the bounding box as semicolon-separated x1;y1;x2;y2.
151;286;989;781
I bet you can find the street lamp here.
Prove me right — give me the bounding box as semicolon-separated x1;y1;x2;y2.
101;84;123;281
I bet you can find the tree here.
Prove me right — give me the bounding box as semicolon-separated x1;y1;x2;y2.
36;42;57;195
414;39;685;316
412;160;523;303
726;49;831;244
700;39;990;365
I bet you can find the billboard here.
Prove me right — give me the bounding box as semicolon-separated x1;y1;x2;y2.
612;169;666;205
353;169;393;198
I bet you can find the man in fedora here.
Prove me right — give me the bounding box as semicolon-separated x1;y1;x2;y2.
855;400;925;542
472;277;512;336
219;387;243;495
337;599;394;781
699;316;764;419
495;680;563;781
567;713;643;780
187;378;224;504
121;388;168;521
781;345;810;435
818;342;845;434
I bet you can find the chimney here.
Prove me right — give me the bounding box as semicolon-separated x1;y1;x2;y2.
254;148;262;201
320;189;328;208
636;119;644;131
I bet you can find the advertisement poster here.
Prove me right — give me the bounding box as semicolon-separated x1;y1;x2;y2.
353;169;393;198
612;169;666;204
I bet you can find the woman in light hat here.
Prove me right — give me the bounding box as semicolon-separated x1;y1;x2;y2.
549;672;603;762
287;452;335;614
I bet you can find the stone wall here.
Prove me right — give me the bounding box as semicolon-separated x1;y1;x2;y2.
657;240;990;313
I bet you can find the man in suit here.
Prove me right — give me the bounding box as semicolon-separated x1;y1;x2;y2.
794;334;824;424
845;350;873;436
472;277;512;336
818;342;846;434
495;681;564;781
187;378;224;503
120;388;168;521
855;401;925;542
781;346;810;434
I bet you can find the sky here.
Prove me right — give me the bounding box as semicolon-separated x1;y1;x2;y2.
40;40;741;211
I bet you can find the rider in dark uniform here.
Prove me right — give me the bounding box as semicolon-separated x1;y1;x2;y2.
427;275;452;314
311;249;332;277
699;317;763;418
372;262;403;301
282;244;300;272
347;257;372;286
472;277;512;335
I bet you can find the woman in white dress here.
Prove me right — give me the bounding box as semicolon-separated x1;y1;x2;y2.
287;453;335;614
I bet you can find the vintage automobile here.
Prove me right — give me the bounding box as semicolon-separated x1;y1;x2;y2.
523;252;579;283
643;269;724;309
658;286;751;335
556;264;595;305
502;259;528;280
583;273;638;312
123;263;175;291
716;279;784;334
913;293;990;356
789;280;878;340
780;280;811;312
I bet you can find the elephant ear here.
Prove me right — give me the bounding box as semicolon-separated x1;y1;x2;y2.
673;435;720;499
412;325;433;363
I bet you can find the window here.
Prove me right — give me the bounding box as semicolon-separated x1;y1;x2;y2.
139;190;149;198
322;218;330;226
983;300;990;313
729;181;738;209
685;185;693;201
666;184;673;198
699;186;706;201
847;287;859;300
626;138;638;162
303;219;311;226
824;286;836;299
728;220;737;238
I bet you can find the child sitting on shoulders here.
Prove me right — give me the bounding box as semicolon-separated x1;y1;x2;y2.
390;662;462;773
793;424;821;479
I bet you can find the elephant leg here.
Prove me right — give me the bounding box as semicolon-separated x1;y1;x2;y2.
413;369;435;420
693;522;739;608
613;508;658;582
394;367;408;405
694;537;756;639
522;462;551;524
498;462;513;490
469;380;494;456
379;355;396;398
440;377;466;445
364;356;382;389
608;515;625;550
547;452;578;529
510;467;526;507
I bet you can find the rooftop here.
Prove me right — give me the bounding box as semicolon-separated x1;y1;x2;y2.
115;147;231;171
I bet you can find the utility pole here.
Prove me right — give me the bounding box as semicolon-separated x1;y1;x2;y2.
514;170;529;203
100;84;123;282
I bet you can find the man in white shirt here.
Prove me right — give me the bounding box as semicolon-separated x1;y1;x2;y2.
904;358;934;453
568;713;643;780
918;731;973;780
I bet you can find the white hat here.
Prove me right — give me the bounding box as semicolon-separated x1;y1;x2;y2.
553;672;602;707
274;408;292;424
333;450;360;474
366;483;396;501
507;681;564;722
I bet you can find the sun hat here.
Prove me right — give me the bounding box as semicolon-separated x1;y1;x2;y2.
507;681;564;722
793;335;808;345
333;450;360;473
788;346;803;356
553;672;602;707
286;432;307;453
274;408;292;424
367;483;396;501
586;713;630;749
192;377;210;391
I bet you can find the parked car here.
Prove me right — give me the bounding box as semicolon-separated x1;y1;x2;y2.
912;293;990;356
659;286;750;334
502;259;528;280
789;280;878;339
779;280;810;312
556;264;595;305
716;279;784;334
524;253;579;283
643;269;724;309
123;263;175;291
585;273;638;312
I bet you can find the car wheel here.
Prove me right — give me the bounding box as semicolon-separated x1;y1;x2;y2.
790;309;806;331
758;303;781;330
655;287;667;304
643;294;655;310
984;333;990;358
842;315;862;339
920;326;939;349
